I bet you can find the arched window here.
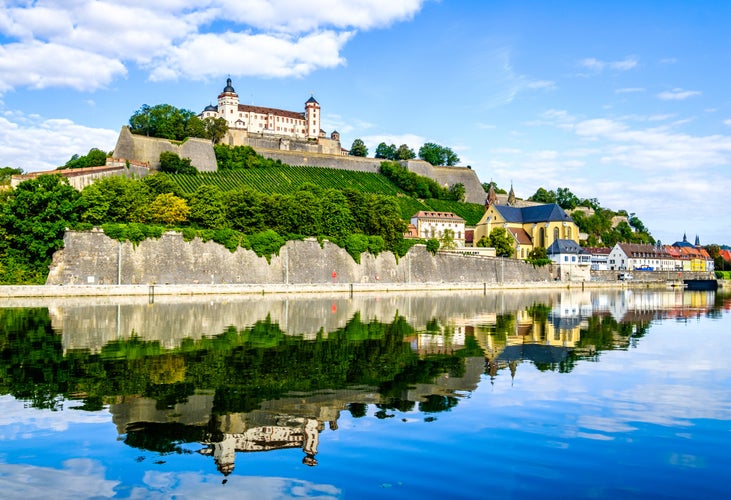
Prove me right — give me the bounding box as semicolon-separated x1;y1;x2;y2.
553;227;559;242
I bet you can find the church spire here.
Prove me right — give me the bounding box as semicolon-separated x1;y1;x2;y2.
485;181;498;208
507;182;516;206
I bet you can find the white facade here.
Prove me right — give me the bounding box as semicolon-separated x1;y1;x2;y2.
410;211;466;247
201;78;320;140
608;243;676;271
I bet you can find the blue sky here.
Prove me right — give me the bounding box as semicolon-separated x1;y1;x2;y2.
1;0;730;245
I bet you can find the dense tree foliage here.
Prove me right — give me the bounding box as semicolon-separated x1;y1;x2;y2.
60;148;109;170
379;161;461;201
349;138;368;157
0;175;80;282
418;143;459;166
213;144;283;169
0;167;22;186
529;186;653;246
374;143;416;161
487;227;514;257
159;151;198;175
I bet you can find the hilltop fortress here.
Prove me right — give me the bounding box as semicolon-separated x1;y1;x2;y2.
110;78;487;204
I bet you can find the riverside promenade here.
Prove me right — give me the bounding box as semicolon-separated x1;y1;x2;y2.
0;279;657;298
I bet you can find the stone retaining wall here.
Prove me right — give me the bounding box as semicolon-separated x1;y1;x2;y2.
46;230;552;287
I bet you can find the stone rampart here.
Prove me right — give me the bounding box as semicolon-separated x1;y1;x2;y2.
112;127;217;172
47;230;552;286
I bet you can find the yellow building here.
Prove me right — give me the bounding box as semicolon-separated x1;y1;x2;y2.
473;185;580;258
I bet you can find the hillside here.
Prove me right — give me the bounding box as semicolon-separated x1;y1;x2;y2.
169;166;487;225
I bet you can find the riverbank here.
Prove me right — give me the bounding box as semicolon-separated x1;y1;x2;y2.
0;279;665;298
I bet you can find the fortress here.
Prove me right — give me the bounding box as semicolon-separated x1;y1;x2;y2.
12;78;487;204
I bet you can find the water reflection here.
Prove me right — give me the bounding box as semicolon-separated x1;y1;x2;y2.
1;289;728;478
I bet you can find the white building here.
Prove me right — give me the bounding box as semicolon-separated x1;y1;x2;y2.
201;78;321;140
607;243;675;271
410;211;466;247
546;239;591;281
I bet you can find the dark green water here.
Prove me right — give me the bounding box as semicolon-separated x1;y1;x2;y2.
1;289;729;498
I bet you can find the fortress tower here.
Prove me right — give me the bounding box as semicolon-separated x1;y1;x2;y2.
305;95;321;140
217;78;239;125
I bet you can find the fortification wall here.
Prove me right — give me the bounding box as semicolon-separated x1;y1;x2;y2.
112;127;217;172
47;230;552;286
403;161;486;204
110;127;485;201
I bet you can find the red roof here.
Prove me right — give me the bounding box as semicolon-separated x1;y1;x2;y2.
411;211;465;222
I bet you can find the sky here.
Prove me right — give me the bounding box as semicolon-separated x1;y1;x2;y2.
1;0;730;246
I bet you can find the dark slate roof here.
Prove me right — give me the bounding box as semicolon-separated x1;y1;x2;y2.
497;343;570;364
547;239;587;255
672;240;695;248
306;96;319;104
222;77;236;94
203;104;217;112
494;203;573;224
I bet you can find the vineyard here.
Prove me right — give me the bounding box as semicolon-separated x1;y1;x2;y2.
169;165;487;223
171;166;406;196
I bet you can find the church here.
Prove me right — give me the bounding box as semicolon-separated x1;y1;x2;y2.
473;184;580;259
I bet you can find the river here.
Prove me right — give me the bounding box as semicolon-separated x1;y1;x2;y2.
0;289;729;498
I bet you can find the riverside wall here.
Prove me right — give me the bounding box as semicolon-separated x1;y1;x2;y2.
45;230;552;288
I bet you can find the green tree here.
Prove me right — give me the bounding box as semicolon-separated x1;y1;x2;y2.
188;185;227;229
320;189;355;238
556;187;579;210
528;187;557;204
375;143;396;160
349;139;368;157
0;167;23;186
78;175;152;224
0;175;81;278
418;143;460;166
395;144;416;160
449;183;465;202
488;227;514;257
225;186;267;233
61;148;108;170
149;193;190;225
440;229;457;250
426;238;440;254
203;117;229;144
159;151;197;175
129;104;204;141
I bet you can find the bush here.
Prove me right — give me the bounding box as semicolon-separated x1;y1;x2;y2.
715;271;731;279
344;234;369;263
249;230;286;262
426;239;440;254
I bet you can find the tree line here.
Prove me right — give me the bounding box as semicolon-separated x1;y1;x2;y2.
0;171;418;284
350;140;460;167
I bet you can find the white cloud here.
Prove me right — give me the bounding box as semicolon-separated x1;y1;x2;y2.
615;87;645;94
151;30;354;81
579;56;638;72
0;112;119;172
657;88;701;100
0;1;427;92
0;460;118;499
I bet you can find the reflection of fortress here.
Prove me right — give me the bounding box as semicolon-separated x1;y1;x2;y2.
110;358;485;475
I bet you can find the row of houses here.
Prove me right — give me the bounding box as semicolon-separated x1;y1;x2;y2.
405;186;715;281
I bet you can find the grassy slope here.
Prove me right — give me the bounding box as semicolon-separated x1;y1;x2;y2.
170;165;486;225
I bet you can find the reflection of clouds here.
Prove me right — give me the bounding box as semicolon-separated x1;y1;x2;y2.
0;395;110;438
132;471;341;499
461;320;731;442
0;459;118;499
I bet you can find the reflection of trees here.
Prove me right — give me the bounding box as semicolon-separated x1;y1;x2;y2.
0;309;475;416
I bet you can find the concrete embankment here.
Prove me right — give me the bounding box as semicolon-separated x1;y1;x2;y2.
0;280;657;299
